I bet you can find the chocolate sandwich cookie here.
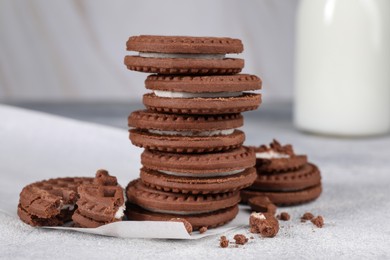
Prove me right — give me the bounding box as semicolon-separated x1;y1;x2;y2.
143;74;261;115
129;110;245;153
140;167;257;194
18;177;93;226
72;170;126;228
125;35;244;75
141;146;255;176
251;163;321;191
127;179;240;213
241;184;322;206
253;139;307;173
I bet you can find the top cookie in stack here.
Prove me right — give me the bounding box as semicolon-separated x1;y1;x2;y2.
124;35;262;230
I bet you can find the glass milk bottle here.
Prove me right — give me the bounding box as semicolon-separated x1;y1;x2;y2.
294;0;390;136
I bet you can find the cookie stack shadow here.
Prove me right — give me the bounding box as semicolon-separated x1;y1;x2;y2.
241;140;322;206
124;35;262;230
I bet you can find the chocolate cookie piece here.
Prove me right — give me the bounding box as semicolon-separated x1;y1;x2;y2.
18;177;93;226
248;196;277;214
127;35;243;54
253;139;307;173
241;184;322;206
129;110;245;153
140;167;257;194
126;203;239;230
126;179;240;214
143;92;261;115
141;146;255;176
125;35;244;75
251;163;321;191
72;170;126;228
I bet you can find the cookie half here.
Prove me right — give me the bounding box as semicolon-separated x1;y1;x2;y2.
141;146;255;176
140;167;257;194
241;184;322;206
18;177;93;226
142;74;261;115
125;35;244;75
126;179;240;213
129;110;245;153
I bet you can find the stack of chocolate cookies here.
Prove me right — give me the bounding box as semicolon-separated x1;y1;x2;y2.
241;140;322;205
123;35;262;230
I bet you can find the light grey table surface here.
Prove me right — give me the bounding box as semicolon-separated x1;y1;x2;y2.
1;101;390;259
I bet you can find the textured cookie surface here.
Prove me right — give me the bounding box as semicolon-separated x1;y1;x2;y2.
140;167;257;194
143;93;261;115
127;35;243;54
241;184;322;206
129;110;243;131
145;74;261;92
252;163;321;191
124;56;244;75
126;179;240;213
130;129;245;153
18;177;93;226
141;146;255;175
126;204;239;230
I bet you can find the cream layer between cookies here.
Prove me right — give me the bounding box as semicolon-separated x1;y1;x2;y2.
256;151;290;159
114;190;127;219
158;169;244;177
139;52;225;60
148;129;235;137
153;90;243;98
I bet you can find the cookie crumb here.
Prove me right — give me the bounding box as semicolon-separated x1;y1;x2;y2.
301;212;314;222
277;212;290;221
233;234;248;245
199;226;208;234
249;212;279;237
248;196;277;215
311;216;324;228
250;236;254;239
220;236;229;248
169;218;193;234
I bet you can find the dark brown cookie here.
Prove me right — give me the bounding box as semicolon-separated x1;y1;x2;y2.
140;167;257;194
143;92;261;115
241;184;322;206
251;163;321;191
253;139;307;173
145;74;261;93
125;35;244;75
141;146;255;175
72;170;126;228
126;203;239;230
18;177;93;226
127;35;243;54
128;110;245;153
126;179;240;213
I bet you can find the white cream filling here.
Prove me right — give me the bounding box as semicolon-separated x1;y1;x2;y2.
256;151;290;159
139;52;225;60
251;212;266;220
148;129;235;137
153;90;242;98
158;169;244;178
114;203;126;219
141;206;214;215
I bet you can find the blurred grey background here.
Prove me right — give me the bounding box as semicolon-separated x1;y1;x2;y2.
0;0;298;103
